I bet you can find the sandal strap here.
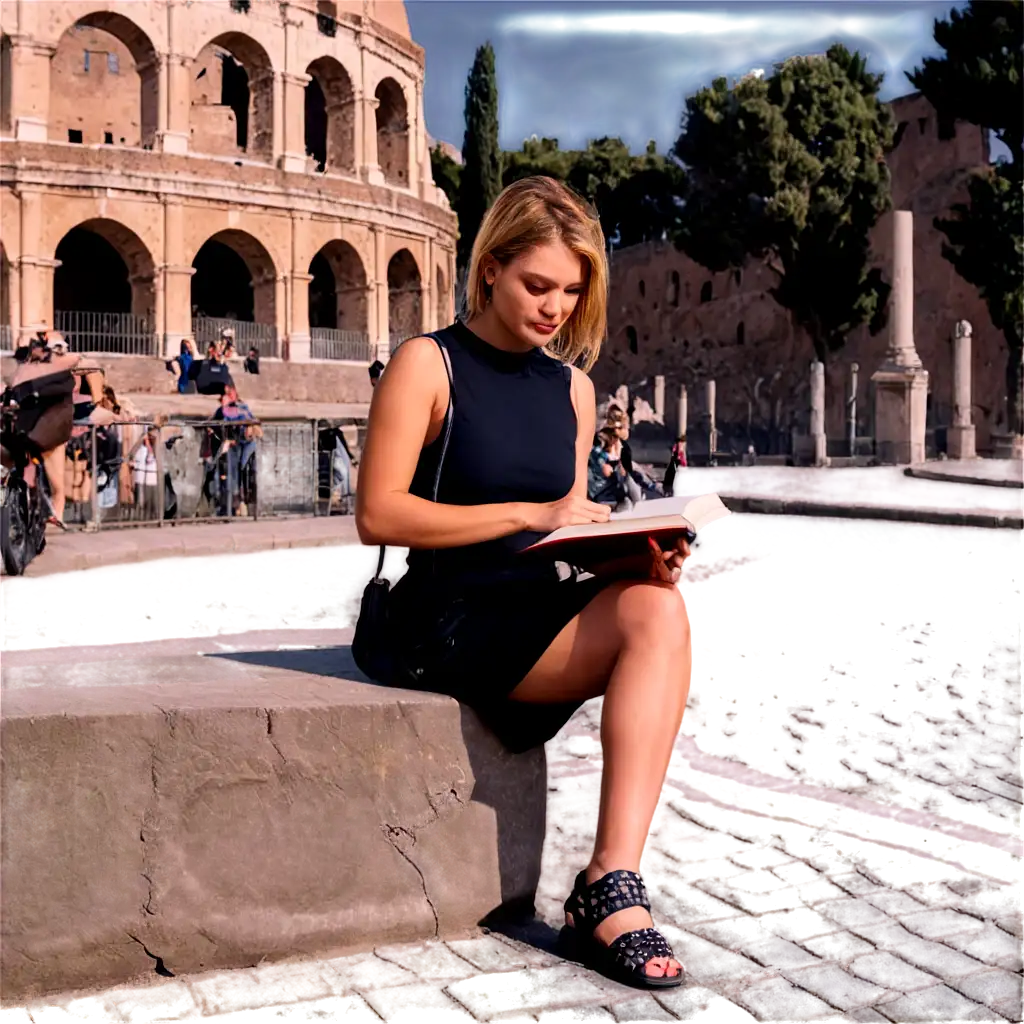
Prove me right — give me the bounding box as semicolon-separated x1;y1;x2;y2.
569;869;651;929
607;927;677;974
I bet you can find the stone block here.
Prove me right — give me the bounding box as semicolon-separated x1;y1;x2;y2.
952;923;1023;972
653;986;758;1022
727;847;797;871
205;994;381;1023
955;968;1023;1013
536;1009;617;1023
772;861;824;886
16;998;119;1023
373;940;477;982
898;909;988;941
104;980;199;1022
848;952;940;993
324;951;417;992
188;963;336;1014
852;923;984;982
820;898;892;930
362;982;475;1022
446;965;610;1019
759;907;839;943
781;962;892;1010
846;1009;892;1023
862;891;927;916
444;935;537;973
0;654;547;1000
877;984;989;1022
732;977;838;1020
609;993;677;1021
660;929;766;988
802;931;875;962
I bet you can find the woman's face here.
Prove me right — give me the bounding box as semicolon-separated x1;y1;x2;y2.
486;241;586;349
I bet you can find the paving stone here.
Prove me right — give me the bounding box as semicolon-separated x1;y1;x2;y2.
995;913;1023;938
742;935;823;970
686;916;770;949
782;962;891;1011
844;1009;891;1023
732;976;838;1021
725;869;794;895
322;951;417;992
188;962;335;1014
759;907;839;943
26;997;128;1022
847;917;921;946
819;899;891;930
489;934;565;969
608;993;677;1022
898;908;988;941
955;968;1024;1012
536;1008;617;1022
362;982;476;1022
200;994;381;1022
951;923;1024;972
802;930;876;962
105;981;199;1022
727;847;797;871
797;878;852;905
848;952;941;992
876;984;990;1022
374;940;478;981
661;928;767;988
654;986;759;1022
653;882;751;925
862;890;927;916
852;924;988;983
773;861;826;886
695;878;798;915
829;873;884;897
445;935;537;972
446;965;610;1019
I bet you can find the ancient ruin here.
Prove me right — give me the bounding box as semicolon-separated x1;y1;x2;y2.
0;0;456;400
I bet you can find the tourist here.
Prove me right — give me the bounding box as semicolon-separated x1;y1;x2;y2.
605;405;661;499
244;346;260;375
210;386;261;515
589;426;638;511
368;359;384;388
355;176;690;988
191;341;234;396
167;339;197;394
662;434;688;495
2;331;78;523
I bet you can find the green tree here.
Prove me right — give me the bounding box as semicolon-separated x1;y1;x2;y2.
429;144;461;210
673;46;894;363
457;42;502;268
502;136;572;186
602;143;687;248
909;0;1024;436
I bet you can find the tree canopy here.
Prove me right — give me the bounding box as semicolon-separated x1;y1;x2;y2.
673;45;894;363
456;42;502;268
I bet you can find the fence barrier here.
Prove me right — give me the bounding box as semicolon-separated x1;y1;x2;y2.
0;324;13;353
55;310;158;357
59;416;358;530
193;317;279;359
309;328;373;362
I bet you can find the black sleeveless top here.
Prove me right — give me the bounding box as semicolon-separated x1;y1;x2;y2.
407;319;577;581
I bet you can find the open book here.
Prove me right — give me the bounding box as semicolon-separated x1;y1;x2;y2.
521;493;730;564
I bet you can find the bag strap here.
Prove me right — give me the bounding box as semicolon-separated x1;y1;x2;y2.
372;331;455;581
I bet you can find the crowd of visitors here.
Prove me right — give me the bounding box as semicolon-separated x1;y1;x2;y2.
166;328;259;396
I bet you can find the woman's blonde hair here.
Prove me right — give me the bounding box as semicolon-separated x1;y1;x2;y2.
466;176;608;371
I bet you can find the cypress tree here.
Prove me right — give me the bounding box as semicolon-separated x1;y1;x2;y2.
457;43;502;270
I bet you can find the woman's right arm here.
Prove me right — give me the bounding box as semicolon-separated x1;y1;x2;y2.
355;337;607;549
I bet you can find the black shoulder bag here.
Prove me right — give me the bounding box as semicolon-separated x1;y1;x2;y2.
351;332;456;683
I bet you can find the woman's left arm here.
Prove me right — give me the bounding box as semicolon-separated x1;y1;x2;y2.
568;367;597;498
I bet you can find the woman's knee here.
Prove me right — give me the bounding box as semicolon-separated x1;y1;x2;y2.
611;579;690;650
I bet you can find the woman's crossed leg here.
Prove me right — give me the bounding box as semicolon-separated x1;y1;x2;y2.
510;578;692;979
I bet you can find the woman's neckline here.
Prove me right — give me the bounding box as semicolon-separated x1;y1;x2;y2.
453;318;544;369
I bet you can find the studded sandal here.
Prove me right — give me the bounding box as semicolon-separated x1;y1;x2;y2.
563;868;684;989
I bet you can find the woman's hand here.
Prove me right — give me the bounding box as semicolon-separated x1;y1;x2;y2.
528;492;611;533
648;535;692;584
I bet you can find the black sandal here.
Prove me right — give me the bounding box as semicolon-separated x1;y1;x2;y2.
563;868;684;989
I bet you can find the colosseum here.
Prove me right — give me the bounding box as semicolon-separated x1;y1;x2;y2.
594;93;1011;456
0;0;456;405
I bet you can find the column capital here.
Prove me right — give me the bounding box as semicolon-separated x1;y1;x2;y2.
280;70;312;88
17;256;61;270
8;35;57;58
159;264;197;277
290;272;315;284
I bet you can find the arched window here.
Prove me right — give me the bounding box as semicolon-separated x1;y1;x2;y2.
638;279;646;298
700;281;712;303
736;322;746;345
626;326;638;355
668;270;680;307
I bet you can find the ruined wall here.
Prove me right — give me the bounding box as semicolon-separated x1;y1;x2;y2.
597;94;1007;453
49;25;141;147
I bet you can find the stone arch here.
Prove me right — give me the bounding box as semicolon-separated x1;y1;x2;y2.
308;240;368;333
52;218;156;353
305;57;356;174
375;77;409;187
191;228;277;327
191;32;274;161
387;248;421;345
49;12;160;148
1;35;12;134
435;263;448;325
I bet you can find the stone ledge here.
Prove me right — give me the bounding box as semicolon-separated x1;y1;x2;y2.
0;648;545;1002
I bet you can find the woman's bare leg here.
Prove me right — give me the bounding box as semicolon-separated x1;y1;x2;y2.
510;578;692;978
41;444;67;521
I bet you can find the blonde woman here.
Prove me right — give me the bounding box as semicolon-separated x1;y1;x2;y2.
356;177;691;988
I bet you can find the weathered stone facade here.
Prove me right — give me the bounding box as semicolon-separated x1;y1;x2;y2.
0;0;456;372
596;93;1009;454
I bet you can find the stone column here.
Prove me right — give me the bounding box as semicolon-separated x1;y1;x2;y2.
159;199;194;358
285;214;312;361
676;385;688;440
16;189;58;340
810;360;827;466
279;72;311;174
9;36;54;142
705;380;717;461
160;55;191;154
872;210;929;464
947;320;976;460
847;362;859;457
361;95;384;185
653;375;665;424
422;236;436;332
372;226;390;361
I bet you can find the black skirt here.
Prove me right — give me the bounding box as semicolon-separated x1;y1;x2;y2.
384;563;613;753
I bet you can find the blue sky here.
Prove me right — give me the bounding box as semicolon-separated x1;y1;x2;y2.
406;1;962;154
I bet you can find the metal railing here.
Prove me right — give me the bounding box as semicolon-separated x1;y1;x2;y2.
309;327;373;362
192;317;279;358
54;310;158;356
0;324;12;353
59;416;331;529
